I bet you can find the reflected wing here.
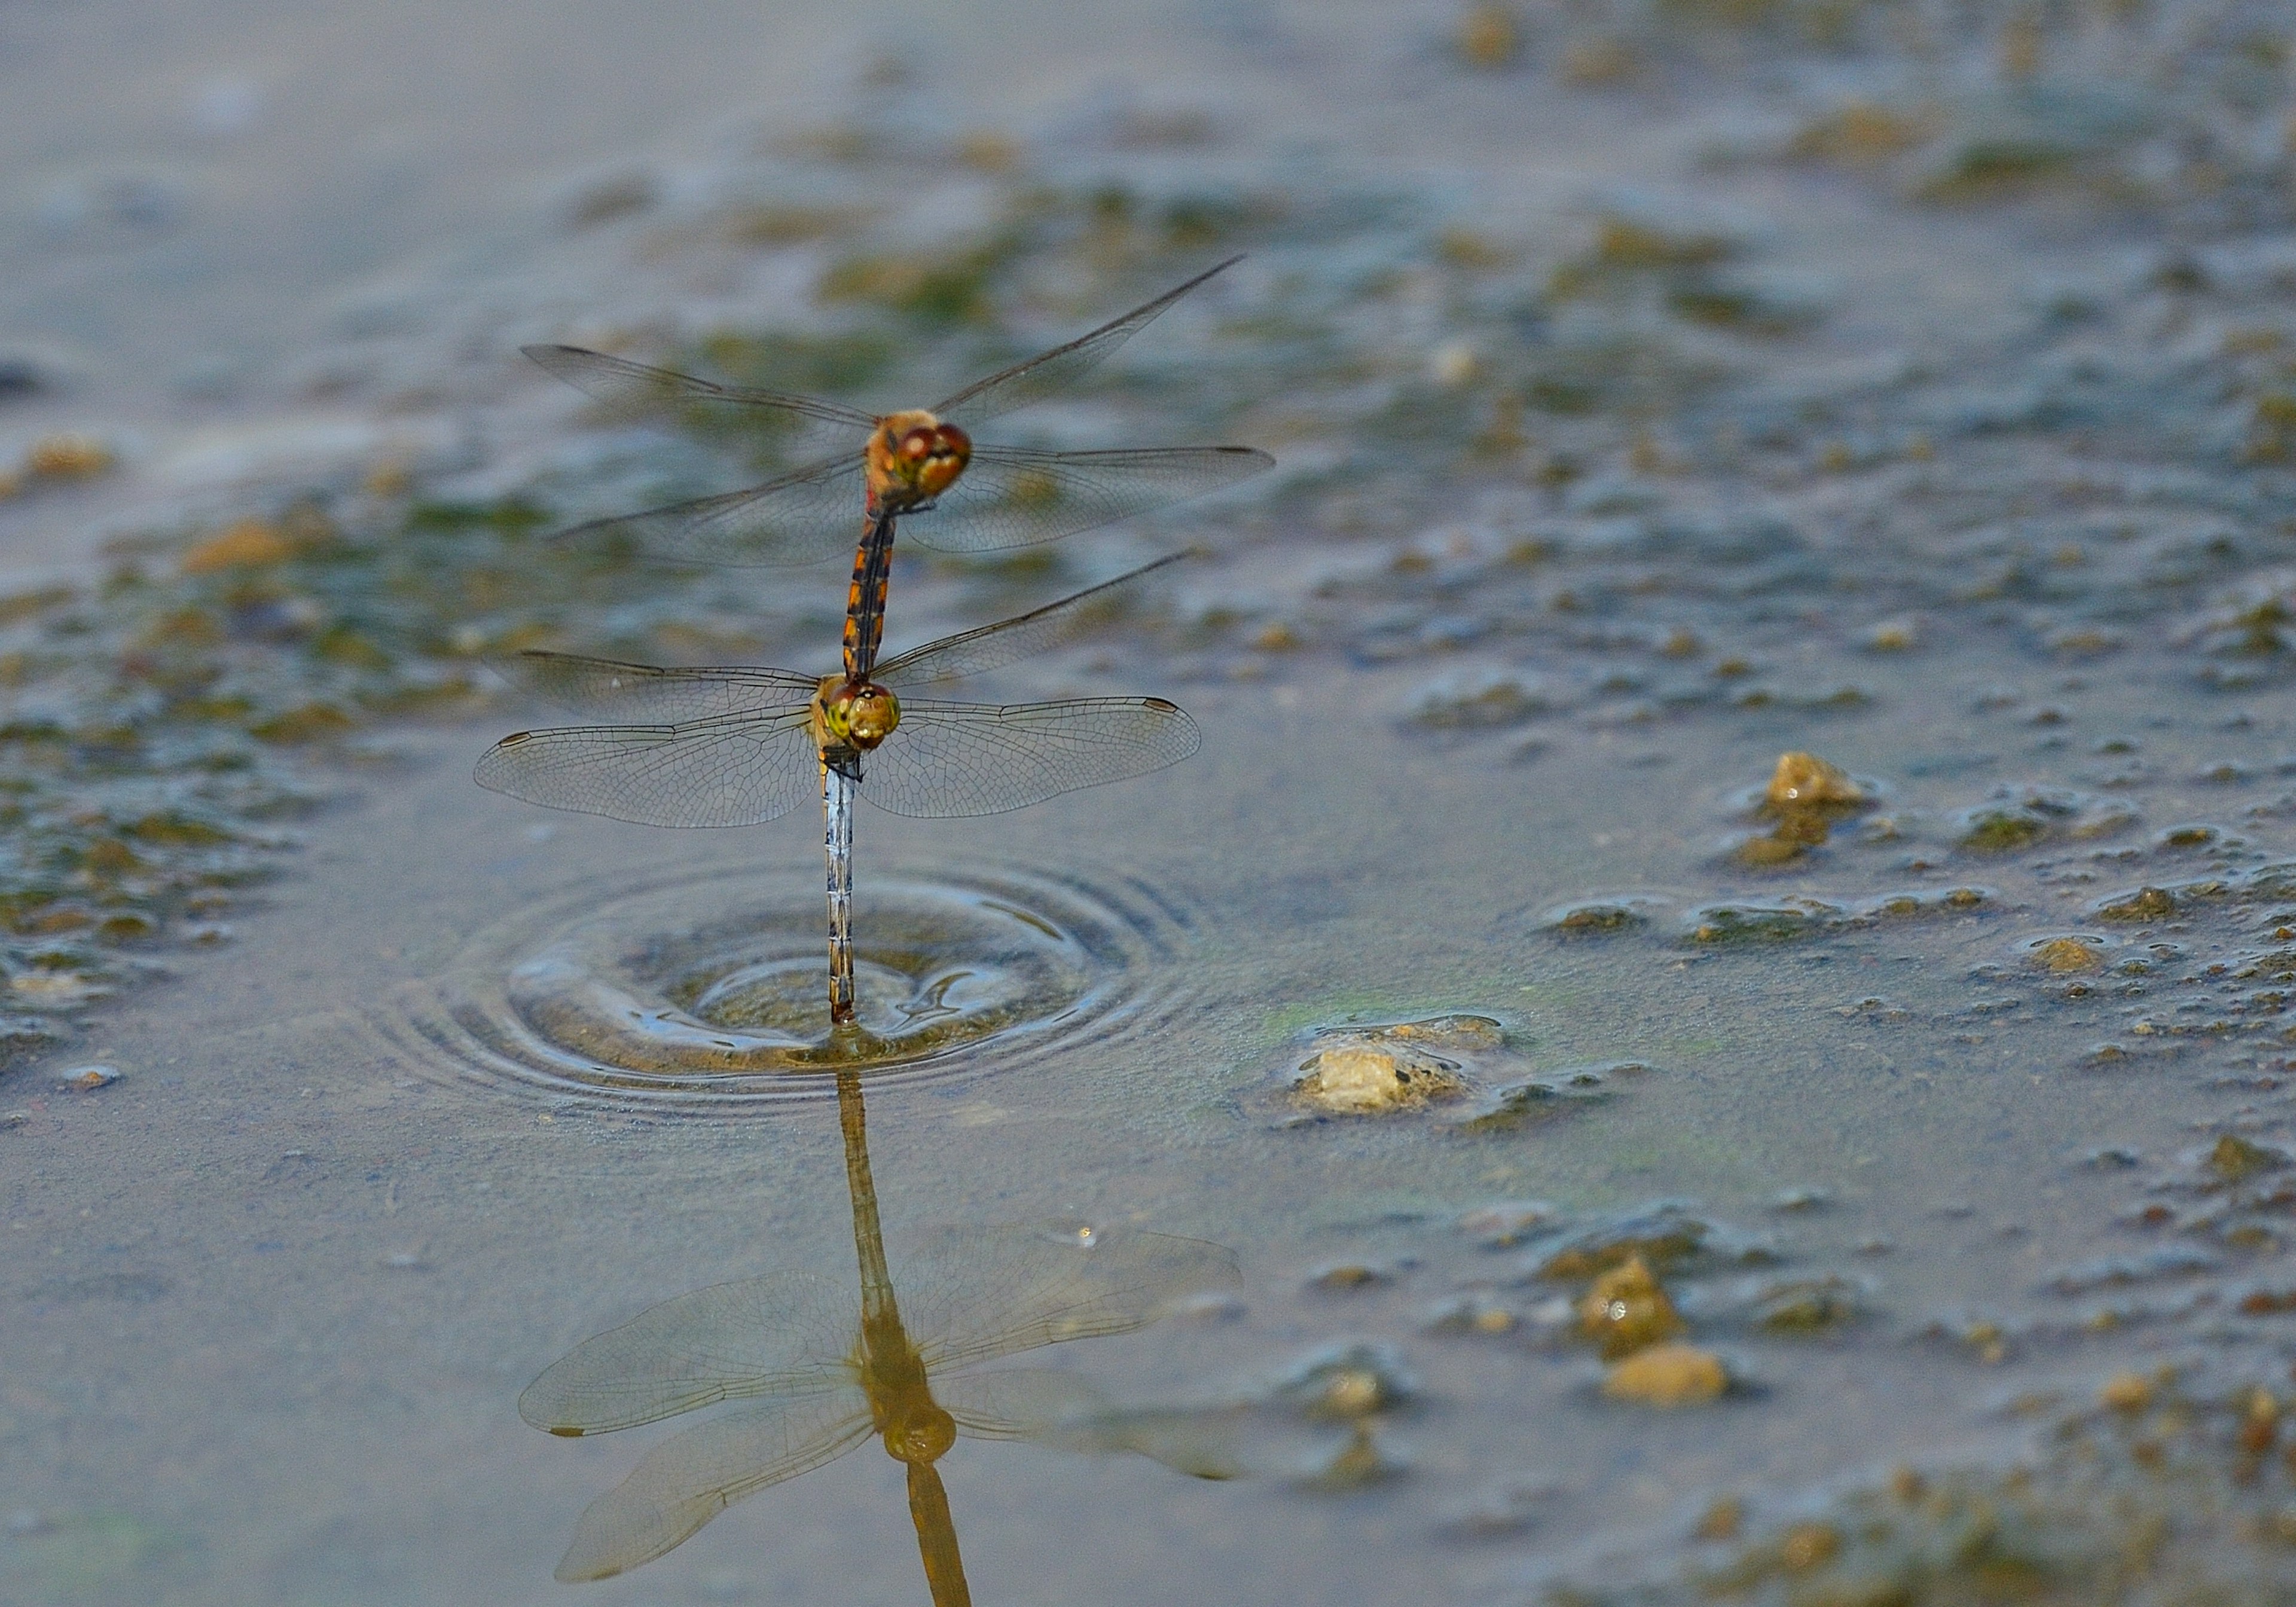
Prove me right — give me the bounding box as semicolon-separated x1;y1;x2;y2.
931;255;1245;429
551;454;867;569
875;554;1186;691
1034;1403;1252;1480
935;1367;1107;1442
859;699;1199;818
523;344;877;435
897;1224;1241;1373
475;707;819;827
488;652;818;722
909;444;1271;554
553;1388;874;1582
520;1270;859;1436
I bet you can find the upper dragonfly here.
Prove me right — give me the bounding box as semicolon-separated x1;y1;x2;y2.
524;255;1272;681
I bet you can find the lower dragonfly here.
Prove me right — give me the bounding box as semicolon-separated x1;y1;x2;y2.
477;554;1196;1024
520;1065;1238;1593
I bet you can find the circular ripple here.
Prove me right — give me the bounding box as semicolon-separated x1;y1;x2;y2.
379;860;1191;1111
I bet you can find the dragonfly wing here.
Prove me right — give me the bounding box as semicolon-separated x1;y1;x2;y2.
875;553;1186;691
930;255;1245;429
487;652;818;722
897;1224;1241;1374
859;698;1199;818
553;1388;874;1582
520;1270;860;1435
523;344;877;434
909;444;1271;554
936;1367;1107;1442
475;707;819;827
552;454;867;569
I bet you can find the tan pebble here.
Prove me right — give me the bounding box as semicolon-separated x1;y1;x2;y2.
62;1065;121;1092
181;520;294;575
1252;622;1299;652
1693;1495;1741;1541
1778;1522;1839;1571
2100;1370;2152;1412
2031;937;2103;973
1766;751;1863;811
25;434;113;481
1577;1254;1686;1359
1457;3;1520;68
1601;1343;1726;1407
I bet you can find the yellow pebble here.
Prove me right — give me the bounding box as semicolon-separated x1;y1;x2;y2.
1601;1343;1727;1407
181;520;295;575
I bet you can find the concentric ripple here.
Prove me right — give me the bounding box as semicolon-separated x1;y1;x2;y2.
380;860;1192;1110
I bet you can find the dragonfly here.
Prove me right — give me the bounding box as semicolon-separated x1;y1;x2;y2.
525;254;1271;682
521;1067;1239;1594
477;553;1196;1023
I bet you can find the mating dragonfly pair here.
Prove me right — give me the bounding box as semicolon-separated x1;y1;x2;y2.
479;258;1271;1022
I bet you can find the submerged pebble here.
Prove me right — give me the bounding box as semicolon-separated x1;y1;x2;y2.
59;1064;120;1092
1577;1254;1686;1359
1287;1016;1509;1116
1602;1343;1729;1407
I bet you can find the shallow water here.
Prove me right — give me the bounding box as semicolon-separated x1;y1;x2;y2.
12;1;2296;1603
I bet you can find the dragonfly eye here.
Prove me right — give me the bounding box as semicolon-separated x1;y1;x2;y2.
900;429;934;461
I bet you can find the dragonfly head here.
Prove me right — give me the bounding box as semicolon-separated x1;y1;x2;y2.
869;410;972;509
884;1401;958;1465
814;677;902;751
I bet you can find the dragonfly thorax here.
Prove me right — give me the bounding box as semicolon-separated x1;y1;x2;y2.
881;1399;958;1465
813;677;901;751
866;409;971;511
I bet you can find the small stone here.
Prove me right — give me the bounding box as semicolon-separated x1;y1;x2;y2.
24;434;112;481
0;1110;29;1129
1778;1522;1840;1571
2210;1133;2282;1182
2096;886;2177;922
1292;1043;1469;1114
1577;1254;1686;1359
2031;936;2104;973
1693;1495;1742;1541
1309;1263;1392;1291
181;519;294;574
1601;1343;1727;1407
1457;2;1521;68
1764;752;1863;811
60;1064;120;1092
2099;1370;2152;1412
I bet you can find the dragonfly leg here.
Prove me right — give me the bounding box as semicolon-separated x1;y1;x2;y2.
823;760;856;1024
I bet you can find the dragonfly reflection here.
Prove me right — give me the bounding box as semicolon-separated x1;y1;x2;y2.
526;256;1271;682
521;1068;1238;1594
477;554;1197;1023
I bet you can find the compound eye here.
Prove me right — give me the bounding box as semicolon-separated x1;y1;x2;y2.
901;430;933;460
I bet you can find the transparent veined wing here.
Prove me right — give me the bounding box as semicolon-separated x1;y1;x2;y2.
894;1224;1241;1374
930;255;1245;431
475;707;820;827
932;1367;1108;1443
857;698;1200;818
523;344;878;435
550;453;868;569
910;443;1269;554
552;1389;875;1582
488;651;818;722
520;1270;860;1437
875;553;1186;692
